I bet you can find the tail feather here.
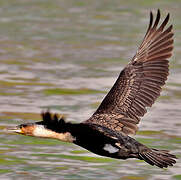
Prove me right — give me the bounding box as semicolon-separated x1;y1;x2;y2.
139;148;177;168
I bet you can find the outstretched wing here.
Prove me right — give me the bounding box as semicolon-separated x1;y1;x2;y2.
83;10;174;135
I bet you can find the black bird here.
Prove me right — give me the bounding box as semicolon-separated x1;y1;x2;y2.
7;10;176;168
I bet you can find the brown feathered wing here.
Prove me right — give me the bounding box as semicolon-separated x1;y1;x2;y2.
83;10;174;135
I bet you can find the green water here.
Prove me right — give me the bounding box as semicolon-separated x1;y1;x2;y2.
0;0;181;179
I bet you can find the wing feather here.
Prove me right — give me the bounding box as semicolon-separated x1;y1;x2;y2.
83;10;173;135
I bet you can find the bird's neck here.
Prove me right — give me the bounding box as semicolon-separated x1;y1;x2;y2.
31;123;77;143
33;122;103;145
48;123;99;144
46;130;76;143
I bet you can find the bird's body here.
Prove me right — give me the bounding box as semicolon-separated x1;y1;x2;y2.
61;123;143;160
7;10;177;168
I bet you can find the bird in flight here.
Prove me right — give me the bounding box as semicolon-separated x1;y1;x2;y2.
7;10;176;168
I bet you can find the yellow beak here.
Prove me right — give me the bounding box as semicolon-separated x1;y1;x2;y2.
5;126;23;134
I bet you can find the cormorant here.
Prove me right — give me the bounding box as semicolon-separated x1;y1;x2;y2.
7;10;176;168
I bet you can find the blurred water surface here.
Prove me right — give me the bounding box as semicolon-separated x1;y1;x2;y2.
0;1;181;180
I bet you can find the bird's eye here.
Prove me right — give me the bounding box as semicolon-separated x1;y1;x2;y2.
19;124;24;128
19;124;31;129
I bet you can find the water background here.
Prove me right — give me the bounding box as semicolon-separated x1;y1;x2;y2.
0;1;181;179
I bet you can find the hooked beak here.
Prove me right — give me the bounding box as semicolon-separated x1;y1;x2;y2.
5;123;37;136
5;125;24;134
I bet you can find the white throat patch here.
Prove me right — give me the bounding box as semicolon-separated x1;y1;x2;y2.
32;125;75;142
103;144;119;153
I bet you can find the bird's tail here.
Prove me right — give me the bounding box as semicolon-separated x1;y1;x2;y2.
139;148;177;168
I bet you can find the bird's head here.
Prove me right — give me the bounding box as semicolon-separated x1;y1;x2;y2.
6;112;75;143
